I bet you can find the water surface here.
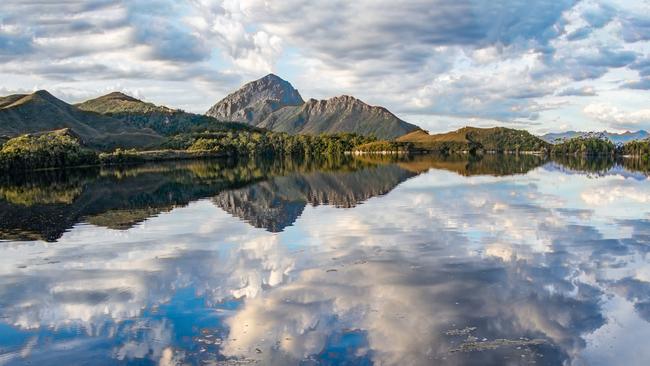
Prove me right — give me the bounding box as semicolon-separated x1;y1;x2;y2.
1;155;650;365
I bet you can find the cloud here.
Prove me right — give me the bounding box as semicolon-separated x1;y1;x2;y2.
0;0;649;127
582;3;616;28
584;103;650;129
620;15;650;43
621;78;650;90
127;1;211;63
557;86;598;96
566;26;593;41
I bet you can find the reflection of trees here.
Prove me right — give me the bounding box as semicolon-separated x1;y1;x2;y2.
550;155;650;177
0;157;395;241
550;155;615;175
2;157;650;365
619;157;650;176
361;153;547;176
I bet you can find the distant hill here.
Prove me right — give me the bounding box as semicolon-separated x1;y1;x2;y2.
395;127;550;153
0;90;162;149
541;130;649;144
205;74;418;139
78;92;252;135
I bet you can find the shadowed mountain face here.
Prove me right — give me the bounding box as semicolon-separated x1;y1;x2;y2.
205;74;418;139
0;90;162;149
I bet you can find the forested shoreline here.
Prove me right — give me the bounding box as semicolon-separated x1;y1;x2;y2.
0;129;376;171
2;128;650;172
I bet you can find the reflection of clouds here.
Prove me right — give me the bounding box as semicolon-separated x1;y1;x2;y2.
582;185;650;205
114;320;172;361
217;166;650;364
0;201;299;364
1;164;650;364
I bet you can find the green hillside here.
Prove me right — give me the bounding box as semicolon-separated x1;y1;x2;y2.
77;92;252;136
395;127;550;153
0;90;162;149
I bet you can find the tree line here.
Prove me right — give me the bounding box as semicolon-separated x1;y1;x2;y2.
0;129;376;171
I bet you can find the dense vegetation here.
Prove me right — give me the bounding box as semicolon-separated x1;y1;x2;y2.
550;136;616;156
0;130;98;171
76;91;256;136
103;111;252;136
352;140;412;153
167;131;375;157
391;127;550;154
465;127;550;152
0;128;375;171
621;138;650;157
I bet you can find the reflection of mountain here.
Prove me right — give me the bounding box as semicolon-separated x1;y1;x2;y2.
0;158;418;241
4;154;647;242
213;165;418;232
2;153;650;365
0;160;271;241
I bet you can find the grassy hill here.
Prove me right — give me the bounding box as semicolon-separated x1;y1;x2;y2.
0;90;162;150
395;127;550;153
77;92;252;136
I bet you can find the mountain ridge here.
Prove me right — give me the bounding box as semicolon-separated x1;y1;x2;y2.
77;91;253;136
205;74;419;139
0;90;162;149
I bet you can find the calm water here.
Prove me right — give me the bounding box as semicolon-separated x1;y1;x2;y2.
1;155;650;365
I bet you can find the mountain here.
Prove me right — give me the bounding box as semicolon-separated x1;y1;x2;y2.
206;73;304;125
205;74;419;139
78;92;252;135
0;90;162;149
541;130;649;144
257;95;419;139
395;126;550;153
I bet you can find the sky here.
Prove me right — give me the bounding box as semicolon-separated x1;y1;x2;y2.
1;0;650;134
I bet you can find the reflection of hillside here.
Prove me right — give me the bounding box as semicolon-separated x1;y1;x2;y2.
360;153;547;176
0;184;82;206
0;160;278;241
213;164;418;232
549;155;650;178
0;158;408;241
7;153;646;242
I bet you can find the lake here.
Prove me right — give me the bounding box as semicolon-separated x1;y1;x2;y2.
1;155;649;365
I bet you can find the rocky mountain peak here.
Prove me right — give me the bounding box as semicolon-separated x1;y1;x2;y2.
205;75;419;139
205;74;304;124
